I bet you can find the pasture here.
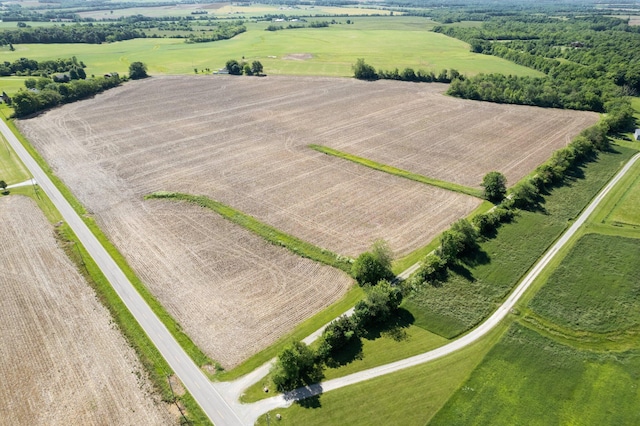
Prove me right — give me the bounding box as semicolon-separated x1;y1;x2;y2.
16;75;600;366
430;323;640;425
529;233;640;333
0;16;542;83
0;196;173;425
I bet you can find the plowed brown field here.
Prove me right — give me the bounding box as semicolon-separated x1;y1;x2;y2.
0;196;173;425
16;75;595;366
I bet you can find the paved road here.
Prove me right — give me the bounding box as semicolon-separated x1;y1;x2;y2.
0;119;243;425
240;152;640;423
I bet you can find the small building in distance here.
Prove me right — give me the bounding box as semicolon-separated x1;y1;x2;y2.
635;129;640;141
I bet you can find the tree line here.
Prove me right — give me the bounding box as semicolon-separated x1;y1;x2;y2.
0;56;85;77
353;58;460;84
8;60;148;117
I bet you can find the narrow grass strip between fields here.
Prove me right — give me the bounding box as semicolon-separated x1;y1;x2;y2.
3;117;216;423
146;191;354;274
309;144;484;198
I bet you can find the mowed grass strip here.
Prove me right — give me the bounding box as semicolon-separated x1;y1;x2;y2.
3;118;217;371
310;144;483;198
430;323;640;426
406;146;637;338
146;192;353;273
255;320;507;426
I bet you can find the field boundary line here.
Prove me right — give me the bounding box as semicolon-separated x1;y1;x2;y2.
146;191;354;273
309;144;484;198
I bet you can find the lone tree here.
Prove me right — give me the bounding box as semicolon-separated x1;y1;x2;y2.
225;59;242;75
0;180;7;193
481;171;507;203
353;58;378;80
129;61;148;80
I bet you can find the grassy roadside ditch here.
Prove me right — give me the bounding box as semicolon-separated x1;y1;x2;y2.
145;191;354;273
309;144;484;198
2;117;213;424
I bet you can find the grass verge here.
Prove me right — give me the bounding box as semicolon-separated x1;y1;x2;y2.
146;191;353;274
309;144;483;198
255;317;509;425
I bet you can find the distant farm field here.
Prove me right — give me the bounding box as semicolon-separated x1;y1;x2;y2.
0;17;542;80
0;196;173;425
17;75;595;365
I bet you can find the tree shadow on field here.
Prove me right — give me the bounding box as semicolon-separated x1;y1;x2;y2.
324;337;363;369
449;262;475;282
361;308;415;342
296;394;321;409
460;248;491;268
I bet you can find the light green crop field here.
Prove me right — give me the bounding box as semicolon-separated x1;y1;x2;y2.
605;161;640;226
430;323;640;425
0;17;540;93
529;233;640;334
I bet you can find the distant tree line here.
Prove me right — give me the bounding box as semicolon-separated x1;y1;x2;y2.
185;22;246;43
353;58;460;84
0;23;145;44
433;14;640;111
0;56;85;77
5;58;150;117
266;21;331;31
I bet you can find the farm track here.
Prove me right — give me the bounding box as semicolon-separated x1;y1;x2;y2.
0;196;173;425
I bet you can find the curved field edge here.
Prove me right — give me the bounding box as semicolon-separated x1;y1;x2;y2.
309;144;484;198
1;117;213;424
145;192;353;273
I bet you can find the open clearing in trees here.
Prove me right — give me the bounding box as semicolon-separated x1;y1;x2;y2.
0;196;173;425
17;75;596;366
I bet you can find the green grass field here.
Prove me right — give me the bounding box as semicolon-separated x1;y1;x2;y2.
257;320;507;426
528;235;640;334
0;16;541;96
430;323;640;425
605;161;640;226
406;147;636;338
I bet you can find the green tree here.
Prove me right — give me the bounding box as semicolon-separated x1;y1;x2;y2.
0;180;7;193
225;59;241;75
481;171;507;203
271;341;323;392
353;58;378;80
251;61;263;76
317;315;358;361
353;280;403;326
129;61;148;80
352;240;394;286
12;90;41;117
243;63;252;75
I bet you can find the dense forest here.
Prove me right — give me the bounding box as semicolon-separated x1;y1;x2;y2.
433;14;639;116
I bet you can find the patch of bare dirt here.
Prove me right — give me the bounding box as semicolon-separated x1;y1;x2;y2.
282;53;313;60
